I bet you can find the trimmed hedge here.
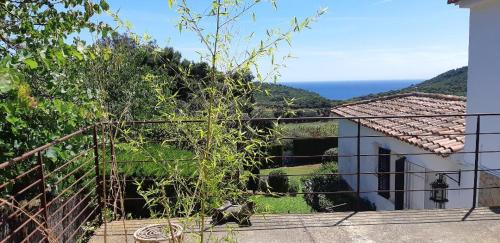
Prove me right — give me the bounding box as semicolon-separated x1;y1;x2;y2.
292;137;338;165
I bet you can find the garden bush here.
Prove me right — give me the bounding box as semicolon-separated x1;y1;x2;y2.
322;147;338;164
302;163;375;212
267;169;289;193
288;180;300;196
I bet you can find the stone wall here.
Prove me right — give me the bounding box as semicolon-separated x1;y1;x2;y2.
478;172;500;207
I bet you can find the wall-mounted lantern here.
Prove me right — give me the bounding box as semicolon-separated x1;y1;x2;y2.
430;173;449;209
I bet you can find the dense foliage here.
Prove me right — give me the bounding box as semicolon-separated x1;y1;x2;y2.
0;4;115;240
1;0;112;162
254;83;335;108
253;83;336;118
81;33;215;120
401;66;467;96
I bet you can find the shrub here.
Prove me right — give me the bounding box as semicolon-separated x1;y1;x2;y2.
288;180;299;196
319;161;338;173
322;147;338;163
267;169;289;193
302;163;375;212
258;177;270;192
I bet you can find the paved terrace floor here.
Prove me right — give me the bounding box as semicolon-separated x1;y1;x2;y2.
90;207;500;243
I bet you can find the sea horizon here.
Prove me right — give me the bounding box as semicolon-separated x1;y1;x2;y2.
278;79;424;83
278;80;423;100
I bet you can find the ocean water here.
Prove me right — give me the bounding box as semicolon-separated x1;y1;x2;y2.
280;80;422;100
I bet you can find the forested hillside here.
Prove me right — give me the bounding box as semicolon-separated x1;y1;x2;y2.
255;83;337;108
253;83;340;118
352;67;468;101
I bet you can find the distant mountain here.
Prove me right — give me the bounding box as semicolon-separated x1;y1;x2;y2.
255;82;339;108
351;67;468;101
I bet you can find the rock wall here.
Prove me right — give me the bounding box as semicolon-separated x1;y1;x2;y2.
478;172;500;207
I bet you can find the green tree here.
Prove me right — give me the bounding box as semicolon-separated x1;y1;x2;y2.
1;0;112;162
129;1;326;242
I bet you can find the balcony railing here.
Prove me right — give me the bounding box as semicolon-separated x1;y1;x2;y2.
2;114;500;242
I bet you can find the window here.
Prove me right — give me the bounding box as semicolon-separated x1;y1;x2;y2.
378;148;391;199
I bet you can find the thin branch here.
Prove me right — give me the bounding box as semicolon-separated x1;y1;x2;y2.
231;34;287;74
180;0;214;56
219;1;259;28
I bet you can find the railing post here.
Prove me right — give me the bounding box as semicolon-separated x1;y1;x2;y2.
36;151;50;243
93;125;103;215
356;118;361;211
101;123;108;239
472;115;481;209
109;124;116;168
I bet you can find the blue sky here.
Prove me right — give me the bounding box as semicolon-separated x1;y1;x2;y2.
98;0;470;82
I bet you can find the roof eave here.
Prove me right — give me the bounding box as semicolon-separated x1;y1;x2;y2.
449;0;491;8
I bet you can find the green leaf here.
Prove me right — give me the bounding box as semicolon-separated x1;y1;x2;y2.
177;23;182;33
69;49;84;60
0;73;13;94
54;50;65;64
318;7;328;16
100;0;110;11
103;51;110;61
168;0;175;8
45;148;58;161
23;59;38;69
54;99;63;113
5;114;19;125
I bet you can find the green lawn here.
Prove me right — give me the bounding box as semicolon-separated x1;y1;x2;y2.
112;144;321;214
260;164;321;176
261;164;321;188
254;164;321;214
251;194;312;214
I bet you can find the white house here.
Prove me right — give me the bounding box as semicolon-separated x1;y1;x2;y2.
332;0;500;210
332;93;469;210
450;0;500;207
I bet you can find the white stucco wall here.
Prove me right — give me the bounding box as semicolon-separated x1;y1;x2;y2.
460;0;500;204
338;119;470;211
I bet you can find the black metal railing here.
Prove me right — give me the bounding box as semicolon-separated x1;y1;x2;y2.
2;113;500;242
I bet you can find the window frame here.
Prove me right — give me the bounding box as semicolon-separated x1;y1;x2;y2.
378;147;391;199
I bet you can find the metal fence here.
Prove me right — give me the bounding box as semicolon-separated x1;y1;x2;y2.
2;114;500;242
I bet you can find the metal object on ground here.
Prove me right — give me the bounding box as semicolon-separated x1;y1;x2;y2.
133;223;184;243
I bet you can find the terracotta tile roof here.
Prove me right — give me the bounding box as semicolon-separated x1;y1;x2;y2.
331;93;466;156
